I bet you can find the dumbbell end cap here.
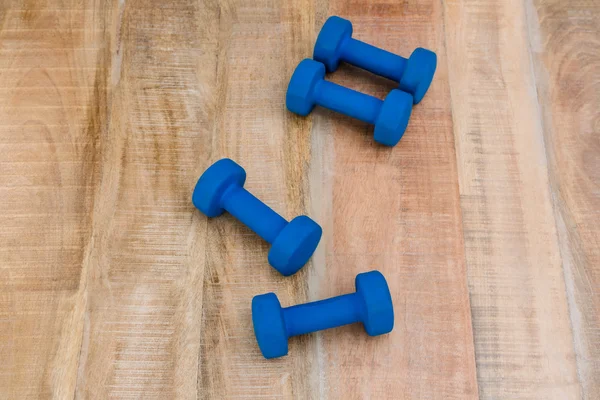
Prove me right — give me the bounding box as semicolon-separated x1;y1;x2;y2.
400;48;437;104
286;59;325;116
313;16;353;71
269;216;322;276
252;293;289;359
192;158;246;217
355;270;394;336
374;90;413;146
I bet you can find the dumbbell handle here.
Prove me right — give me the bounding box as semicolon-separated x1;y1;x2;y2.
282;292;363;337
221;186;288;244
314;80;382;124
341;37;407;83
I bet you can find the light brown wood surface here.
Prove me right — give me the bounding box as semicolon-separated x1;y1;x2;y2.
0;0;597;399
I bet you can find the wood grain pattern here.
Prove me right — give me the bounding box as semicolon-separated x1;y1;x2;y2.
73;1;208;398
527;0;600;397
199;1;321;398
314;1;478;399
444;0;587;398
0;0;598;399
0;1;110;398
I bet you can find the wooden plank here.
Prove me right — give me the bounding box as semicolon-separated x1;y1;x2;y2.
310;2;479;399
527;0;600;398
198;1;322;397
71;0;209;398
444;0;582;398
0;1;111;399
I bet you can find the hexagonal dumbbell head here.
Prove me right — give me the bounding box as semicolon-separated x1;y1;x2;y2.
374;89;413;146
313;15;353;72
252;270;394;359
355;270;394;336
268;215;322;276
192;158;246;217
252;293;288;359
399;48;438;104
286;58;325;116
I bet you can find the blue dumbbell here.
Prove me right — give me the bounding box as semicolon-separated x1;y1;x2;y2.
287;58;413;146
314;16;437;104
252;270;394;359
192;158;322;276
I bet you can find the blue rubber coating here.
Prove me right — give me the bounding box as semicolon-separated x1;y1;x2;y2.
399;48;438;105
252;270;394;359
192;158;322;276
269;216;323;276
374;89;413;146
286;59;412;146
314;16;438;104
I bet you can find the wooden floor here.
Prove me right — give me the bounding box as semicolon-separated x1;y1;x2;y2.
1;0;598;399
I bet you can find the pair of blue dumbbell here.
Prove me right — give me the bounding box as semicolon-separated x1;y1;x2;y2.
193;158;394;359
287;16;437;146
